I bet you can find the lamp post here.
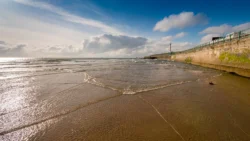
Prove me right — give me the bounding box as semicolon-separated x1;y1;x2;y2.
169;43;172;54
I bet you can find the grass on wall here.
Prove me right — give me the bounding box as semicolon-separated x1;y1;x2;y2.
185;57;193;63
219;52;250;63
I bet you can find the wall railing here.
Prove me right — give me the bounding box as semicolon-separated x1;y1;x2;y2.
173;28;250;54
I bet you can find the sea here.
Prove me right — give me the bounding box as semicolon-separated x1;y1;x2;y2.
1;58;225;140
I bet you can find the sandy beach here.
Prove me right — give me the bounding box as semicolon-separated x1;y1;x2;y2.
1;58;250;141
2;0;250;140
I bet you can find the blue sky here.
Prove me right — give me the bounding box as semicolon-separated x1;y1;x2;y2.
0;0;250;57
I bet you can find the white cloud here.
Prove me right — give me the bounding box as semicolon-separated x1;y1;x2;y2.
200;34;220;43
0;32;193;58
200;22;250;43
154;12;208;32
144;39;193;53
0;41;27;57
200;22;250;35
0;41;6;45
81;34;193;57
0;1;194;58
0;0;104;53
161;32;187;41
233;22;250;31
0;0;126;57
82;34;147;53
175;32;187;38
200;24;232;35
161;36;173;41
14;0;122;34
0;13;87;53
36;45;82;57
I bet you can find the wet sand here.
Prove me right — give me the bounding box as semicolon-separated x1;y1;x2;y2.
1;59;250;141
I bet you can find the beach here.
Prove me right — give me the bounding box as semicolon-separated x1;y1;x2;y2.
1;58;250;141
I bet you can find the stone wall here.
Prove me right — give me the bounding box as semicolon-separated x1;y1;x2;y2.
171;37;250;77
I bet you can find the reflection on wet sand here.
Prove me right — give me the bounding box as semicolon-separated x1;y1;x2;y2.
1;58;250;141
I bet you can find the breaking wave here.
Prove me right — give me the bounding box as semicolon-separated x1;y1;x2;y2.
83;72;206;95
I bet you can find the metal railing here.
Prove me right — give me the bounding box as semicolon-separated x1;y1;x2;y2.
174;28;250;54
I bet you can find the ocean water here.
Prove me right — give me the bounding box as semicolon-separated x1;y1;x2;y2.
0;58;220;93
0;58;227;140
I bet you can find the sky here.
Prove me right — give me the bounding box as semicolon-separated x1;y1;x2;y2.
0;0;250;58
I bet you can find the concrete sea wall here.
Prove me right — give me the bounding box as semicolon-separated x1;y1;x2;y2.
171;37;250;77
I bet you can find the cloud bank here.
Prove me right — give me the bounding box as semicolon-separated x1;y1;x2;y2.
82;34;147;53
0;34;193;58
0;41;27;57
80;34;192;57
154;12;208;32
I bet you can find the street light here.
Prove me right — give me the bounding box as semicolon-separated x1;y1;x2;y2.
169;43;172;54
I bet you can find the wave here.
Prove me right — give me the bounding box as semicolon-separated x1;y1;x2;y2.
122;81;193;94
82;72;215;95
